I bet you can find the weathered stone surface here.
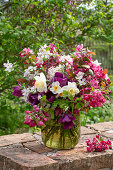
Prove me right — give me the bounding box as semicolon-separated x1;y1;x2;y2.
52;149;113;170
81;126;96;135
33;132;42;143
0;122;113;170
86;122;113;133
99;168;112;170
0;133;36;147
23;141;53;154
0;145;59;170
102;130;113;139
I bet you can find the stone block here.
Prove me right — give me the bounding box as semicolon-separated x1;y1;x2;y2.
0;133;36;147
52;149;113;170
81;126;96;135
98;168;111;170
101;130;113;139
86;122;113;133
0;145;59;170
23;141;53;154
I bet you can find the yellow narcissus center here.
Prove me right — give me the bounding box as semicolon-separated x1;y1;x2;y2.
59;92;63;97
69;88;76;95
35;81;44;88
54;85;58;91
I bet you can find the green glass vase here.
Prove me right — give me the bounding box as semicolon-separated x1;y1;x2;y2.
41;115;80;149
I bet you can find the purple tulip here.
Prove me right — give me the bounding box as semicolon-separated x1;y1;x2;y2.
59;114;75;129
12;85;23;97
46;90;56;102
28;93;40;105
52;72;68;87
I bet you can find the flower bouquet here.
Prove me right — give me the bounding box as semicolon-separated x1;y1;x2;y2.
5;44;111;149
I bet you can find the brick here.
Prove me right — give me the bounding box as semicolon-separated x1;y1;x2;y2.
0;133;36;147
0;145;59;170
86;122;113;132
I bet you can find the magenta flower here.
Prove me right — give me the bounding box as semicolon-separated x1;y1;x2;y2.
52;72;68;87
38;121;44;127
24;114;31;125
24;115;37;127
59;114;75;129
12;85;23;97
76;44;83;52
29;120;37;127
86;135;112;152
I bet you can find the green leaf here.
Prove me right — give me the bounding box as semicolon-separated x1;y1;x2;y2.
89;69;94;76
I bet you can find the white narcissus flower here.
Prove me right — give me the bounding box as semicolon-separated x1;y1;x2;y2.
3;60;13;72
63;82;79;97
78;78;86;85
50;81;61;94
57;87;65;97
34;73;47;92
92;60;101;66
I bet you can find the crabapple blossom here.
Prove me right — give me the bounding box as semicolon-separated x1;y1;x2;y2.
3;60;13;72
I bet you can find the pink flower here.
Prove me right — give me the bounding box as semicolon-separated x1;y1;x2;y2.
86;139;90;146
26;111;30;114
83;91;106;108
38;121;44;127
24;115;31;125
87;146;92;152
43;118;47;122
33;105;37;110
107;140;112;145
29;120;37;127
76;44;83;52
96;135;99;139
19;48;33;57
86;135;112;152
101;140;106;146
90;79;99;89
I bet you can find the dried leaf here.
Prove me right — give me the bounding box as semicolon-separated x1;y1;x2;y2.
29;55;36;60
103;69;108;74
87;51;96;55
85;108;87;114
17;79;27;83
101;81;106;87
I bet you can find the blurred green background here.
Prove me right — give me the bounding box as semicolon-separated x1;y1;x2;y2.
0;0;113;135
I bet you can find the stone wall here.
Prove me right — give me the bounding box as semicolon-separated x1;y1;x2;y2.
0;121;113;170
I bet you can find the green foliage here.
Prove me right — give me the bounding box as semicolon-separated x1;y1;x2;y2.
0;91;32;135
81;103;113;126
